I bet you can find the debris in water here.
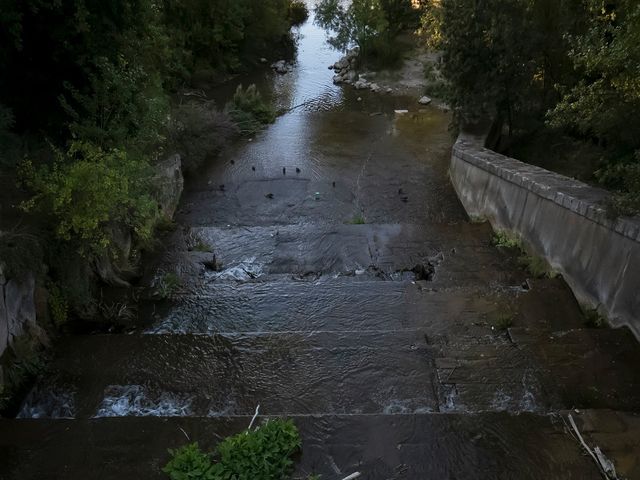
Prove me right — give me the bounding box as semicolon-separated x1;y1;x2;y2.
398;188;404;195
296;167;301;173
283;167;286;175
219;184;225;191
265;193;274;199
395;109;409;114
401;196;408;203
332;181;336;187
252;166;256;171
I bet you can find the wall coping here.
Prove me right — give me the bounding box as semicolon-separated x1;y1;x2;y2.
453;133;640;243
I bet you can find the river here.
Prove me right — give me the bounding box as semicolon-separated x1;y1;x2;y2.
2;3;640;479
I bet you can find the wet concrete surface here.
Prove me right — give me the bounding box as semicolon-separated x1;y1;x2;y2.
2;4;640;479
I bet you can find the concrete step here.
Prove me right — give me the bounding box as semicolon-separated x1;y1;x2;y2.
434;327;640;413
18;332;438;419
146;222;528;289
0;412;613;480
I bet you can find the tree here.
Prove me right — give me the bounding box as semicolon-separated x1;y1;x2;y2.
315;0;418;66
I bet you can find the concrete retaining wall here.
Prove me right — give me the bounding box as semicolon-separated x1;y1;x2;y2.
450;133;640;338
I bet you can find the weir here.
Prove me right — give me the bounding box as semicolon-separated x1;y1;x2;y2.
1;4;640;479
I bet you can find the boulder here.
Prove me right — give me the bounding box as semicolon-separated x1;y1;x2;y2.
354;80;370;90
271;60;289;74
334;58;349;71
332;75;344;85
418;95;432;105
153;154;184;220
369;83;381;93
2;273;36;349
344;70;359;83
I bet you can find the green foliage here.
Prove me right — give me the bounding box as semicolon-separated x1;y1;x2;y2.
168;102;238;173
491;231;521;249
427;0;640;214
491;230;552;278
0;335;47;412
164;443;216;480
48;282;69;327
348;214;366;225
518;254;553;279
491;312;515;331
227;85;277;136
164;419;302;480
61;56;169;154
153;272;182;299
583;308;608;329
289;1;309;27
213;419;301;479
160;0;292;78
548;1;640;151
20;141;157;257
595;159;640;216
315;0;419;67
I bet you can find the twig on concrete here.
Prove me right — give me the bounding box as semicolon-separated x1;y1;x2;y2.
178;427;190;441
567;414;618;479
248;404;261;431
341;473;361;480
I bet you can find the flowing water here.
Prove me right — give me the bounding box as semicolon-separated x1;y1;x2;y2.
3;4;640;479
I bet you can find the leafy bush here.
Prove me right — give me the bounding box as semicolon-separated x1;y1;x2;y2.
595;159;640;216
168;102;238;173
227;85;276;136
20;141;157;258
289;1;309;27
164;419;302;480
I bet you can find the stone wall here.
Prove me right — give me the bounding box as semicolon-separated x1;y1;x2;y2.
450;132;640;338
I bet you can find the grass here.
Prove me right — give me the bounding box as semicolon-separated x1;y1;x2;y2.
153;272;182;299
583;308;608;328
491;312;515;331
491;230;555;278
491;231;521;249
347;214;366;225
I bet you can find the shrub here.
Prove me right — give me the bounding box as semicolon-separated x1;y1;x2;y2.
19;141;157;258
595;157;640;216
164;419;302;480
226;84;276;136
289;1;309;26
168;102;238;173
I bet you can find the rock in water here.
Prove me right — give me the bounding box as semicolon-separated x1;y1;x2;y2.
418;96;432;105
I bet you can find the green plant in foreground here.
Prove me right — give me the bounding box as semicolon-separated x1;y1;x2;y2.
164;419;301;480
